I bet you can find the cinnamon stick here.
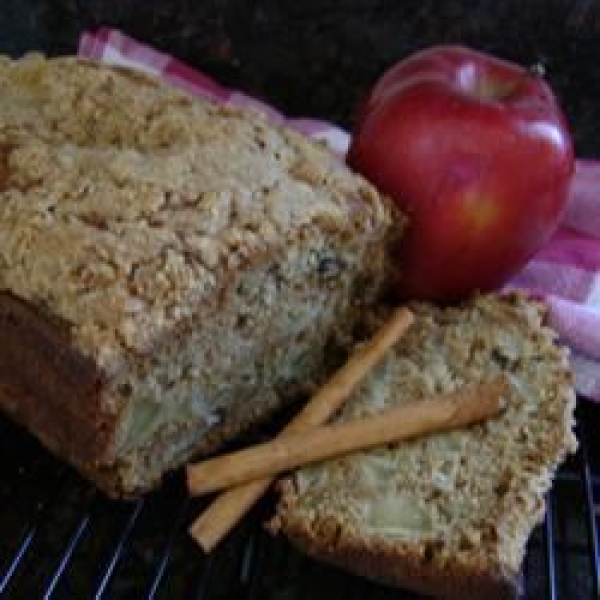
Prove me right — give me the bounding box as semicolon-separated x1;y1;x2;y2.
188;378;508;496
188;306;414;551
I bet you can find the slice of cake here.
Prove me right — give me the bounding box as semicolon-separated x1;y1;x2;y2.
0;55;400;497
273;293;577;599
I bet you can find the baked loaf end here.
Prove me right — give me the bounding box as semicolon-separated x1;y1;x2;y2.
0;55;400;496
273;293;577;600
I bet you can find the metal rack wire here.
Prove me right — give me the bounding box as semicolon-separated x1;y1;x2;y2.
1;399;598;600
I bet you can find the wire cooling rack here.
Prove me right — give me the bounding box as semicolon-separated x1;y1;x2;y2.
0;400;598;600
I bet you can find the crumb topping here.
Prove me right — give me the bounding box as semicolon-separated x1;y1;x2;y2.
0;55;389;373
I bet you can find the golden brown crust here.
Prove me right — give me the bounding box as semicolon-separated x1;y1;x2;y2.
0;292;116;466
282;520;519;600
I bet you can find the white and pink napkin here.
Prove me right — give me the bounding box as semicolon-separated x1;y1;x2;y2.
79;28;600;402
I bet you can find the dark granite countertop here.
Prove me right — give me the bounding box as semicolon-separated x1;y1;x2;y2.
0;1;599;156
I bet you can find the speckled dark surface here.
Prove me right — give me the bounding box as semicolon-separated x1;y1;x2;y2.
0;1;599;156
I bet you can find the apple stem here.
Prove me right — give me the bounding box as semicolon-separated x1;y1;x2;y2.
529;62;546;78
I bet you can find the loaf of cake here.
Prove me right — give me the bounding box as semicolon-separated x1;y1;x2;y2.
273;294;577;600
0;55;400;497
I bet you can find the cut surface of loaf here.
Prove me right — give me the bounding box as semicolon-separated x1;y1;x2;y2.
273;294;577;600
0;55;399;497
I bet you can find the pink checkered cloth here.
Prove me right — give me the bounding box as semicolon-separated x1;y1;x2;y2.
79;28;600;401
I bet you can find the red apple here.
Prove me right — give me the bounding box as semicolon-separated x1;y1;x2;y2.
347;45;574;303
